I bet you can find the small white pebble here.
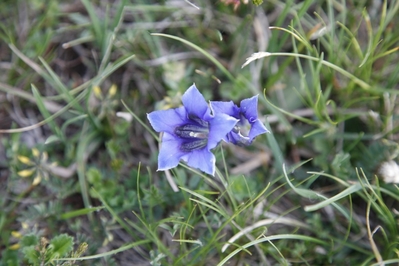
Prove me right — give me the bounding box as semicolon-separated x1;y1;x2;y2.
116;112;133;122
379;160;399;184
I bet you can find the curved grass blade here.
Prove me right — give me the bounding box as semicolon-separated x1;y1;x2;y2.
283;164;351;219
55;240;151;261
0;89;88;133
304;183;362;212
218;234;327;266
151;33;235;81
242;51;371;90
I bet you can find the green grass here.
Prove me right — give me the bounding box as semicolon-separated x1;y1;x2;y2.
0;0;399;265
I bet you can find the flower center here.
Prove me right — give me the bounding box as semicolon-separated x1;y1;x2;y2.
233;113;251;137
226;113;253;146
174;115;209;152
175;124;209;139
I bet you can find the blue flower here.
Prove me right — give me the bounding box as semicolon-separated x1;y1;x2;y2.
210;95;268;146
147;84;238;175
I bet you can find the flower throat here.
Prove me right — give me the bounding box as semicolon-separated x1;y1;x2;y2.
174;114;209;152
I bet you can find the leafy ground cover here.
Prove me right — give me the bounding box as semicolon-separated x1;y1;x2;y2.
0;0;398;265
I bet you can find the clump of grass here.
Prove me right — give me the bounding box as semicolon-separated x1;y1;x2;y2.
0;0;398;265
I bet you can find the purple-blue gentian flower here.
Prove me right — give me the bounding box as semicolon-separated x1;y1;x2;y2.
147;84;238;176
210;95;268;146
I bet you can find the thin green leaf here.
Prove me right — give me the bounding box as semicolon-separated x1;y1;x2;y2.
60;206;104;220
31;84;63;139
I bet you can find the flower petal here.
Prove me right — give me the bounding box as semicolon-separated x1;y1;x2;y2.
240;95;259;121
147;107;187;134
17;155;33;165
226;131;241;145
157;132;186;171
18;168;35;177
210;101;237;117
249;120;269;140
182;84;211;119
207;114;238;148
181;149;216;175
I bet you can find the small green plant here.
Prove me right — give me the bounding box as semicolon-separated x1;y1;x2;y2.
2;232;88;266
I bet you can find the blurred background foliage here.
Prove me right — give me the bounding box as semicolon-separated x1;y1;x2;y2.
0;0;398;265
